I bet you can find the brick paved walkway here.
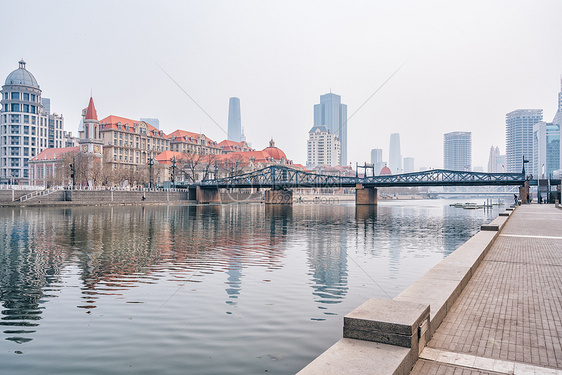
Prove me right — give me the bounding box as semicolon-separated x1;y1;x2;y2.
411;205;562;375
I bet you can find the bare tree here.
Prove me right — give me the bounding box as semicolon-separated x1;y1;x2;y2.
182;153;205;182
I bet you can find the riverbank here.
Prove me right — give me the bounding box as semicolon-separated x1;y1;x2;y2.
298;203;520;374
0;188;265;207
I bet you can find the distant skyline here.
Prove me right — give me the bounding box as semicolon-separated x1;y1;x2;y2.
2;1;562;169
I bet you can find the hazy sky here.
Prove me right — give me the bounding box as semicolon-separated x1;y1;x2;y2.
3;0;562;170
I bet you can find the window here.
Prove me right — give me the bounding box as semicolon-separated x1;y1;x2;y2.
31;116;36;125
23;137;29;145
23;115;29;124
11;114;19;123
11;103;19;112
30;94;35;101
3;92;7;100
23;93;29;101
31;105;35;114
11;92;19;100
31;126;35;135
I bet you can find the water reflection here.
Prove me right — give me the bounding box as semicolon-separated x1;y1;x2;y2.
0;199;499;370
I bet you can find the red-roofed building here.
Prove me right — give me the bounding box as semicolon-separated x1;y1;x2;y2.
80;114;170;170
167;129;222;156
218;139;253;153
153;138;296;183
28;146;79;186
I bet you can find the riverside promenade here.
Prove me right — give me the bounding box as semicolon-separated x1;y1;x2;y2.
298;204;562;375
412;204;562;375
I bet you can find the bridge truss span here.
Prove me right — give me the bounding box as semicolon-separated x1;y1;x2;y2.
195;166;528;189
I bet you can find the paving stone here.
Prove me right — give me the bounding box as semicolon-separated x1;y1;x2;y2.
415;205;562;373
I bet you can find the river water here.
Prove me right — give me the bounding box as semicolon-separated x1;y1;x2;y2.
0;199;501;374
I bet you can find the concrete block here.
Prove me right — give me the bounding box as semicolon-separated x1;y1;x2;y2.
297;338;413;375
499;212;509;216
344;298;429;349
481;224;500;231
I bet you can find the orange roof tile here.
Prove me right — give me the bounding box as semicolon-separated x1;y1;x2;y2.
31;147;79;161
154;150;186;165
99;115;160;134
167;129;201;139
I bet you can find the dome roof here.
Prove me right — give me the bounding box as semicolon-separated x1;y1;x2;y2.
262;138;287;160
4;60;39;88
380;166;392;175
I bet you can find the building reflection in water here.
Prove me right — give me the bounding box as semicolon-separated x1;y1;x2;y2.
0;204;289;344
302;205;349;318
0;209;69;344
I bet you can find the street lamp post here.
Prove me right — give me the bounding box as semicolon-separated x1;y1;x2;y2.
522;155;529;175
171;157;176;188
149;158;154;189
70;155;76;189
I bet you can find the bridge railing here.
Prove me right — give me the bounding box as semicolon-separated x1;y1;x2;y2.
196;166;529;189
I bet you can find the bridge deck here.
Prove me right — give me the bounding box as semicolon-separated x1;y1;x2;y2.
182;166;542;189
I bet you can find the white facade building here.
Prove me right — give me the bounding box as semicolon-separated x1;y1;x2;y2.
306;125;340;167
443;131;472;171
0;60;64;183
505;109;543;174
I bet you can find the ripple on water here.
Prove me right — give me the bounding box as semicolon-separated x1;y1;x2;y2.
0;201;499;375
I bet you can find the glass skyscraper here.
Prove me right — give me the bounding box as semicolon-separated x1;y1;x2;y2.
443;131;472;171
313;93;347;166
388;133;402;174
227;97;241;142
505;109;543;174
533;121;560;178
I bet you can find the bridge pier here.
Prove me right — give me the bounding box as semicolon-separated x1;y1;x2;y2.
519;181;530;204
265;189;293;204
196;186;221;204
355;184;378;205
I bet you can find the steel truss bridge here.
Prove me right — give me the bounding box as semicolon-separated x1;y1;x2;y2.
188;165;545;189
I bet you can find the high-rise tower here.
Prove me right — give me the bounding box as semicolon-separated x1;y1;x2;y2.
314;93;347;166
443;131;472;171
388;133;402;174
370;148;383;175
0;60;65;183
505;109;543;173
227;97;241;142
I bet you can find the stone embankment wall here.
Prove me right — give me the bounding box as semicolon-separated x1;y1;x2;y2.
67;190;188;204
0;190;40;202
0;189;264;205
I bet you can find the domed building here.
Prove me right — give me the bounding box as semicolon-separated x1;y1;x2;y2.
0;60;66;184
262;139;287;162
380;165;392;175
